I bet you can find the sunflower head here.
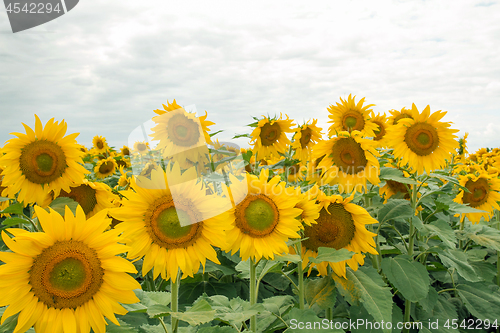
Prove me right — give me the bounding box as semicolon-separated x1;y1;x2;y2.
94;157;118;179
153;99;184;115
92;135;109;154
370;112;389;147
291;119;323;162
250;114;294;160
388;107;413;125
120;145;131;157
327;94;378;137
133;141;150;155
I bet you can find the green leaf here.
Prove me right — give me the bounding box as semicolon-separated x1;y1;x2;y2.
170;299;215;326
105;318;139;333
379;167;418;184
377;199;414;223
121;302;148;313
286;308;344;333
198;327;238;333
276;253;302;263
0;309;18;333
465;226;500;251
1;217;31;227
262;295;295;316
0;202;24;215
258;260;284;281
209;130;224;137
381;255;429;302
423;220;456;248
447;201;487;214
457;282;500;320
304;276;337;309
437;249;482;282
140;324;168;333
0;197;10;202
204;260;237;276
232;133;251;139
308;247;355;264
147;304;172;318
49;197;79;216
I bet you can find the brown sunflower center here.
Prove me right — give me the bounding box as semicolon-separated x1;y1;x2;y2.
393;113;413;125
462;178;489;207
136;143;147;152
166;113;201;147
331;137;367;175
98;161;115;175
373;121;386;141
145;196;202;249
302;203;355;251
19;140;67;185
30;240;103;309
122;147;130;156
300;127;312;149
386;180;410;198
404;122;439;156
342;111;365;132
96;140;104;149
260;122;281;146
58;184;97;216
235;194;279;238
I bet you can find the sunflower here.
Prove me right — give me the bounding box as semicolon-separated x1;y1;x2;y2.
457;132;469;159
314;131;380;193
150;107;213;164
293;185;321;226
111;163;230;282
454;171;500;223
53;179;117;218
0;166;11;216
379;171;412;203
132;141;150;156
0;206;140;333
370;112;389;147
211;140;240;173
388;107;413;125
250;114;294;160
327;94;378;137
120;145;131;157
116;165;131;188
298;192;378;278
385;104;459;175
92;135;109;154
94;157;118;179
0;115;88;206
153;99;184;115
291;120;323;163
224;169;303;261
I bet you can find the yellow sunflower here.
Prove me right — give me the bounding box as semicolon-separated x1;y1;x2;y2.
298;192;378;278
291;119;323;163
92;135;109;154
314;131;380;193
94;157;118;179
370;112;389;147
211;140;241;173
457;132;469;159
454;171;500;223
120;145;131;157
111;163;230;282
293;185;321;226
153;99;183;115
0;206;140;333
379;172;412;204
388;107;413;125
224;169;303;261
327;94;378;137
0;115;88;206
250;114;294;160
132;141;150;156
116;165;131;188
385;104;459;175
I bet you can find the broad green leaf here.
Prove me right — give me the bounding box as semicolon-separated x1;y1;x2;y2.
204;259;237;276
308;247;355;264
258;260;284;281
418;287;438;314
121;302;147;313
424;220;456;248
262;295;295;316
349;303;404;333
379;167;418;184
447;201;486;214
466;226;500;251
381;255;429;302
147;304;171;318
140;324;167;333
49;197;79;216
377;199;414;223
198;327;238;333
276;253;302;263
170;299;215;326
286;308;344;333
332;274;360;306
1;217;31;227
0;309;18;333
304;276;337;309
437;249;482;282
105;318;140;333
457;282;500;320
0;202;24;215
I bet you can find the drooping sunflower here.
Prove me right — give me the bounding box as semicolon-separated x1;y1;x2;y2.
314;131;380;193
385;104;459;175
454;171;500;223
291;119;323;163
388;107;413;125
0;206;140;333
92;135;109;154
379;172;412;203
0;115;88;205
370;112;389;148
224;168;303;261
299;192;378;278
250;114;294;160
94;157;118;179
111;163;230;282
132;141;150;156
150;106;213;164
327;94;379;137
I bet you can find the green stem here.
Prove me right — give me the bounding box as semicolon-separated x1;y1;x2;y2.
171;270;180;333
459;220;465;249
250;258;257;332
159;318;170;333
296;240;305;310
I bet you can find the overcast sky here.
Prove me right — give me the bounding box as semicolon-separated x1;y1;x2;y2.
1;0;500;153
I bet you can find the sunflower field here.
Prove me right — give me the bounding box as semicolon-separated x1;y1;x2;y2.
2;96;500;333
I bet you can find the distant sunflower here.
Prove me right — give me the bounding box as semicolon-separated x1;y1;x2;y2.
224;169;303;261
327;94;378;137
379;170;412;204
0;206;140;333
133;141;150;156
293;185;321;226
385;104;459;175
314;131;380;193
92;135;109;154
0;115;88;205
454;172;500;223
111;163;230;282
120;145;131;157
94;157;118;179
388;107;413;125
299;193;378;278
291;119;323;163
250;114;294;160
370;112;389;147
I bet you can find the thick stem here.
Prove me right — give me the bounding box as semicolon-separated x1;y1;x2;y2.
459;220;465;249
296;240;305;310
250;258;257;332
171;270;180;333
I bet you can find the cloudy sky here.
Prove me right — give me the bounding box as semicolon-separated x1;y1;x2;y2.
1;0;499;153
